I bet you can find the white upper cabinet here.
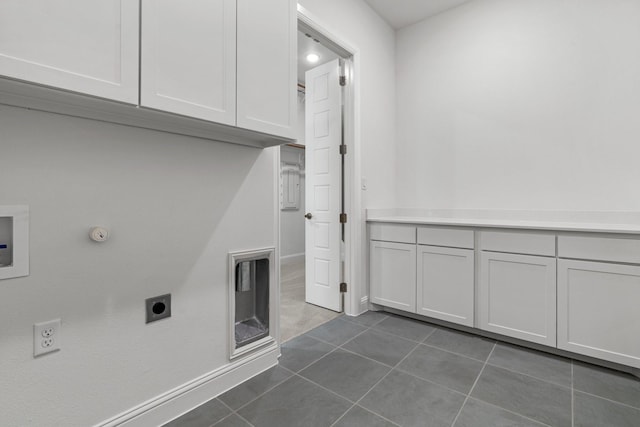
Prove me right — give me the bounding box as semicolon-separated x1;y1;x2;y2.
0;0;139;104
141;0;236;124
237;0;297;139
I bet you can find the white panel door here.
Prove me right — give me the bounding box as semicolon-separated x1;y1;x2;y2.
417;246;474;327
141;0;236;124
0;0;139;104
304;59;342;312
479;252;556;346
370;241;417;313
558;259;640;368
237;0;296;138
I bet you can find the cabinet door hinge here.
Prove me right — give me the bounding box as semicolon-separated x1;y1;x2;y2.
339;213;347;224
339;145;347;155
340;282;347;293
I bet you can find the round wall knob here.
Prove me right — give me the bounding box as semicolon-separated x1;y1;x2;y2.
304;213;313;219
89;226;109;242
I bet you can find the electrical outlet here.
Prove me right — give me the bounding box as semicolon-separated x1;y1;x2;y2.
34;319;61;357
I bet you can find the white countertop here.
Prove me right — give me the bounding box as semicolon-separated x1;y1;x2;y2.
366;209;640;234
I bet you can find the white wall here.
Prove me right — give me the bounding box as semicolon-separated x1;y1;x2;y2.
0;105;277;426
279;97;306;259
396;0;640;210
299;0;397;209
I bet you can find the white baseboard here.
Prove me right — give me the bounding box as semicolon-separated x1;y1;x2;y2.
97;344;279;427
280;253;304;265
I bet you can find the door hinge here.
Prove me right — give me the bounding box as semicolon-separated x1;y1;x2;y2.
340;282;347;293
339;75;347;86
339;213;347;224
339;145;347;155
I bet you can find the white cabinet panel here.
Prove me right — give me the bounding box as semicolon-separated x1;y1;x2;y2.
480;231;556;257
370;224;416;244
237;0;296;139
479;252;556;346
370;241;416;313
417;246;474;327
558;235;640;264
558;259;640;368
417;227;474;249
141;0;236;124
0;0;139;104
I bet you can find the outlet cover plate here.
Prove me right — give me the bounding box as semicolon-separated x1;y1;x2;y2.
146;294;171;323
34;319;61;357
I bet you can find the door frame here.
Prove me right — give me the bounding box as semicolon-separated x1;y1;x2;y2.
275;5;363;316
298;4;363;317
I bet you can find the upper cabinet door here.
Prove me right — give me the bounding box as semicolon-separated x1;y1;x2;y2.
237;0;297;139
140;0;236;124
0;0;139;104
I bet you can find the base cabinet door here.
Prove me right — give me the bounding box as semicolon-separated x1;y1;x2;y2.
417;246;474;327
479;252;556;346
370;240;416;313
558;259;640;368
0;0;139;104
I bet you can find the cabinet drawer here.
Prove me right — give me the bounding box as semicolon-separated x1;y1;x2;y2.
558;235;640;264
480;231;555;257
370;223;416;244
417;227;473;249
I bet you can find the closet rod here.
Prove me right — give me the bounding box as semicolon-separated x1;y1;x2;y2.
286;143;305;149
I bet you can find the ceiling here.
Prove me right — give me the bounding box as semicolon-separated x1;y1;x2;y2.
364;0;474;29
297;30;340;84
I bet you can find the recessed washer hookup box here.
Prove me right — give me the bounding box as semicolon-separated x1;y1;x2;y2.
0;205;29;280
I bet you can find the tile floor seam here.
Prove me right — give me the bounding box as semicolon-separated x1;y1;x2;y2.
285;345;341;373
221;368;296;413
573;389;640;411
340;312;389;328
483;360;574;390
233;411;256;427
211;412;255;427
336;323;376;348
327;404;356;427
456;397;555;427
334;343;399;370
571;360;575;427
333;337;428;427
369;324;437;344
291;372;358;405
393;365;481;397
418;341;493;363
305;333;345;348
450;342;496;426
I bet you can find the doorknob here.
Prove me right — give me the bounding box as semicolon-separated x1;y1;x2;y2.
304;213;313;219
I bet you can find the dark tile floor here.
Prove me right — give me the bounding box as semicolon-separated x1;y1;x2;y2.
163;312;640;427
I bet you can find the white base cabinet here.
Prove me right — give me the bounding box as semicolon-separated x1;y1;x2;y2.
370;240;416;313
417;246;474;327
479;252;556;346
558;259;640;369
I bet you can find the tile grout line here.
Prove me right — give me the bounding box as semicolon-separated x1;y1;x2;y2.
214;400;256;427
482;361;573;390
571;359;575;427
329;337;426;427
419;340;495;363
573;389;640;411
220;366;299;414
284;343;340;374
450;342;496;426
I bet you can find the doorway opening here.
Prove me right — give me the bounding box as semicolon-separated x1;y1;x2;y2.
279;16;354;343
